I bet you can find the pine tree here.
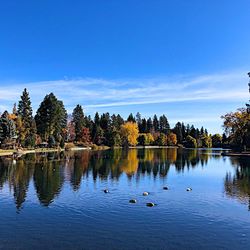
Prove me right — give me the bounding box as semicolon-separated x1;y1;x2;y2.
173;122;183;143
181;123;186;140
35;93;67;143
17;88;34;146
141;118;147;133
127;113;135;122
159;115;170;134
153;115;159;132
94;112;100;126
72;104;85;142
146;117;153;132
0;111;16;143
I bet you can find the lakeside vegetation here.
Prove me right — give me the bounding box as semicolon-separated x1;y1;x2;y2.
0;88;225;152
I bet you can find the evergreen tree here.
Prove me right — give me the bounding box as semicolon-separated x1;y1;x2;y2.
18;88;33;129
159;115;170;134
135;112;142;124
127;113;136;122
190;125;196;138
111;114;124;131
181;122;186;140
17;88;35;146
173;122;183;143
12;103;18;116
94;112;100;126
0;111;16;144
35;93;67;143
136;112;142;132
146;117;153;132
186;124;191;137
153;115;159;132
72;104;85;141
200;127;205;136
141;118;147;133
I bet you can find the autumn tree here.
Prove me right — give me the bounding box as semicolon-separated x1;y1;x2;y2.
221;108;250;149
80;127;91;145
201;135;212;148
120;122;139;146
138;133;154;146
155;133;167;146
168;132;177;146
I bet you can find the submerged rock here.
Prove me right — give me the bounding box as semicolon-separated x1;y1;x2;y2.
143;192;149;196
129;199;137;203
146;202;155;207
163;186;169;190
186;187;192;192
104;189;109;193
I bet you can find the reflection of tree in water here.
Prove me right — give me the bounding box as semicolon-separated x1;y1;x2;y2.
66;151;90;191
33;155;64;206
119;149;138;177
174;149;210;172
12;159;34;210
137;149;171;178
0;148;215;208
0;158;12;189
0;156;34;210
224;157;250;210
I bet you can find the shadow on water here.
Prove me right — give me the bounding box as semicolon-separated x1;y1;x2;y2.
0;148;243;210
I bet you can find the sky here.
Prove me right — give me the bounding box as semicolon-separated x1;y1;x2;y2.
0;0;250;133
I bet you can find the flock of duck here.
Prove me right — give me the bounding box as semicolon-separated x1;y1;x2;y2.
103;186;193;207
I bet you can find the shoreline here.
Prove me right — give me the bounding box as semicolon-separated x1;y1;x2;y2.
221;152;250;157
0;146;232;157
0;147;92;157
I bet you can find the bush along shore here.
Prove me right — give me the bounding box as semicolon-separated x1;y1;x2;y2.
0;89;228;155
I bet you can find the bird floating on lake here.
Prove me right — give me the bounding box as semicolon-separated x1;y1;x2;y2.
104;189;109;193
163;186;169;190
143;192;149;196
186;187;192;192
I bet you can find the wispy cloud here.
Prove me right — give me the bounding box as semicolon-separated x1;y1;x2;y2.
0;70;248;114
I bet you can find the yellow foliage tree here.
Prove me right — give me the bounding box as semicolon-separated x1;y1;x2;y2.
120;122;139;146
168;132;177;146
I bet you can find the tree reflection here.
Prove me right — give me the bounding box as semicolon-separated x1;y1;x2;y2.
224;157;250;210
0;148;216;209
33;153;64;206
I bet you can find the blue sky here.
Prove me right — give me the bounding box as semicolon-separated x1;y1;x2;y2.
0;0;250;133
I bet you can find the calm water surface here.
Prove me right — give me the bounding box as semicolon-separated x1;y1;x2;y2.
0;148;250;250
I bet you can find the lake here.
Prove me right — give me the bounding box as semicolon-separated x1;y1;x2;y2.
0;148;250;250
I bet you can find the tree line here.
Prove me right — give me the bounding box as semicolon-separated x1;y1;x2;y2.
0;88;222;149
